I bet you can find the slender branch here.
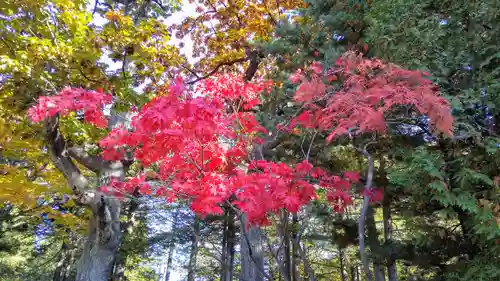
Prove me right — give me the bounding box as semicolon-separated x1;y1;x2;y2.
92;0;99;15
186;57;247;84
182;64;201;78
78;68;103;83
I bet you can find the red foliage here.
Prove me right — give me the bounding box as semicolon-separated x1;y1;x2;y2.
28;73;361;226
363;188;384;203
28;87;113;128
195;73;273;110
289;52;454;142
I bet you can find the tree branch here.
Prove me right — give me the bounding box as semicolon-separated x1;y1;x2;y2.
186;57;248;84
67;146;105;173
45;116;100;209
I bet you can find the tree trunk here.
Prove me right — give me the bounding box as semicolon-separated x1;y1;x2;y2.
282;211;292;281
75;197;122;281
164;210;179;281
366;207;386;281
359;145;375;281
164;237;175;281
221;208;236;281
350;266;356;281
383;195;397;281
379;158;397;281
239;215;264;281
187;216;200;281
112;193;140;281
291;214;299;281
339;246;346;281
53;243;69;281
228;214;236;281
44;114;130;281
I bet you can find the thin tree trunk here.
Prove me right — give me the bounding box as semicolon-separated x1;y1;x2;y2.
379;158;397;281
221;210;229;281
53;243;69;281
339;246;346;281
350;266;356;281
221;208;236;281
228;213;236;281
164;239;175;281
292;237;315;281
359;144;375;281
187;216;200;281
164;210;179;281
291;213;299;281
383;195;397;281
366;207;386;281
112;193;140;281
282;211;292;281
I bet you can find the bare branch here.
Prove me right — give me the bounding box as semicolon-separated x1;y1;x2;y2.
186;57;248;84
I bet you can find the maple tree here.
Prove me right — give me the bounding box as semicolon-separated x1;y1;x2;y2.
288;51;454;141
29;74;362;227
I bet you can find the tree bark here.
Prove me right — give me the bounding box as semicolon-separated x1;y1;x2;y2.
339;246;346;281
291;214;299;281
221;208;236;281
164;210;179;281
282;211;292;281
358;143;375;281
187;216;200;281
45;116;126;281
350;266;356;281
366;207;386;281
164;237;175;281
221;210;228;281
383;195;397;281
75;197;122;281
112;192;140;281
239;215;264;281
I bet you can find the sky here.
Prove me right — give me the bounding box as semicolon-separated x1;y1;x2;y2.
92;2;197;73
